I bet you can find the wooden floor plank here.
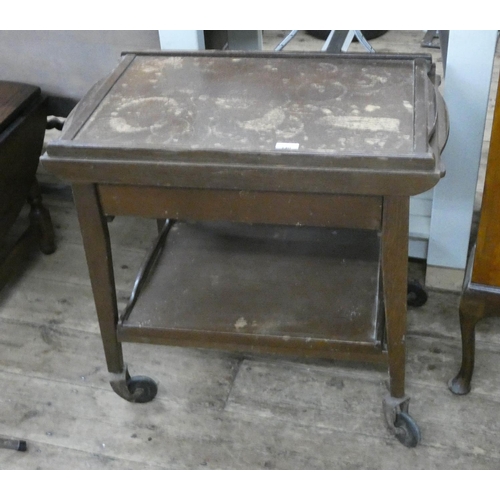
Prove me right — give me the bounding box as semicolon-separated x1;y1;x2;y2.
0;275;104;334
1;370;499;470
15;239;147;292
0;319;240;412
0;440;164;470
224;357;500;462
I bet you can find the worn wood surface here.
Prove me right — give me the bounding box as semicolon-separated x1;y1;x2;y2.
71;184;123;373
119;223;384;358
98;186;383;231
2;30;500;469
382;196;409;398
42;50;444;197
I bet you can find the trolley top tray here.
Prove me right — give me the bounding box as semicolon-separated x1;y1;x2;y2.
43;51;447;196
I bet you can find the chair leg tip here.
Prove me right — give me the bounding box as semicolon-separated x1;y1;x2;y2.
448;375;471;395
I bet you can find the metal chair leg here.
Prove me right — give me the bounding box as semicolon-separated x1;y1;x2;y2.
322;30;375;53
353;30;375;52
274;30;299;51
275;30;375;53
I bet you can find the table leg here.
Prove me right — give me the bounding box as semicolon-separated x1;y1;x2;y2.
72;184;159;403
381;196;421;447
71;183;123;374
382;196;409;399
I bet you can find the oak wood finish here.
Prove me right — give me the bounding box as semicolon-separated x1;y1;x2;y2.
118;222;385;363
450;73;500;395
71;183;123;374
4;30;500;470
382;196;410;399
41;51;446;442
98;186;382;231
472;77;500;287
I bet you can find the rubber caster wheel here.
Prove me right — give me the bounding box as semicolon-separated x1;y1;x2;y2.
394;412;421;448
126;376;158;403
407;279;428;307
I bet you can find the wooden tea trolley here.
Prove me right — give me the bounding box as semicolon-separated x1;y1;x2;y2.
41;51;448;447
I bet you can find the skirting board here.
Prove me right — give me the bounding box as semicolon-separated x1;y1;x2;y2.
425;265;465;292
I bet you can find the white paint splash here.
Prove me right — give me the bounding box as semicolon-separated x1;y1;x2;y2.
109;117;145;134
234;317;248;329
238;109;286;132
320;115;400;132
403;100;414;112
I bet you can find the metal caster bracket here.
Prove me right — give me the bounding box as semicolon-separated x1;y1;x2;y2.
109;365;158;403
383;394;421;447
383;394;410;429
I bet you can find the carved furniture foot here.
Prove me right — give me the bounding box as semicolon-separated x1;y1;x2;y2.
449;275;500;395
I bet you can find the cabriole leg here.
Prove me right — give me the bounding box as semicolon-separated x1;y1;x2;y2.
449;278;500;395
448;289;481;395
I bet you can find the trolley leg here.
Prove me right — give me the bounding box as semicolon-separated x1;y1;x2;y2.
72;184;158;402
72;184;123;374
381;196;421;447
382;196;409;400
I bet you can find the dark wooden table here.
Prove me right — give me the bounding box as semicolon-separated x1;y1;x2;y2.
0;80;56;452
41;51;447;447
0;82;55;271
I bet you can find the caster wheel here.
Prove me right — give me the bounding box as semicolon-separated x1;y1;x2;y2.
407;279;428;307
126;376;158;403
394;412;421;448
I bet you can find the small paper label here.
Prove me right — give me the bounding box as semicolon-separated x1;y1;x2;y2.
275;142;299;150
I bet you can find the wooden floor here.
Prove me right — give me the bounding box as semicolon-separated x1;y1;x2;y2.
1;30;500;469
